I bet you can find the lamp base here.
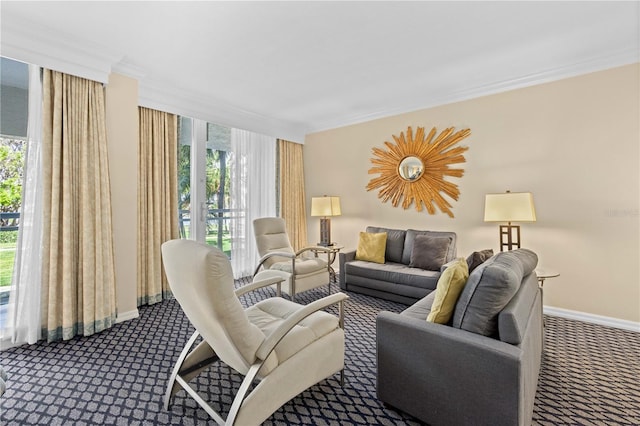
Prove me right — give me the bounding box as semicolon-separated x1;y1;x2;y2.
499;223;521;252
318;218;332;246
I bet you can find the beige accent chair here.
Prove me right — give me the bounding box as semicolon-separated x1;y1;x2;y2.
161;239;348;425
0;366;6;397
253;217;332;302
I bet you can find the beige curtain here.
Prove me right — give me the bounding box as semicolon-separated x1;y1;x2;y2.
41;70;116;342
137;107;178;306
278;139;308;250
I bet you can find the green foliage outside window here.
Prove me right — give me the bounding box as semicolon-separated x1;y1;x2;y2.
0;138;24;287
0;137;25;213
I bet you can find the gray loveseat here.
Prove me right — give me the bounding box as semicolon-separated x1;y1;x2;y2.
377;249;543;426
339;226;457;305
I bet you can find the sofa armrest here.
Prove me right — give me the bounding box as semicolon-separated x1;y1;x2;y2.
440;258;459;272
0;366;6;397
377;311;525;426
339;250;356;290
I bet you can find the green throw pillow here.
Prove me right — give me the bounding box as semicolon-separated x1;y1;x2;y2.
355;232;387;264
427;258;469;324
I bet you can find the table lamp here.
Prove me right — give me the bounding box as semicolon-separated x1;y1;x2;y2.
484;191;536;251
311;196;341;246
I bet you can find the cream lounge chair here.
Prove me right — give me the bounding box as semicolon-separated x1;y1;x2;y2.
161;239;348;425
253;217;332;302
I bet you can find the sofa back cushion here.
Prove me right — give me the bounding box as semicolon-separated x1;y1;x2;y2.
402;229;457;265
366;226;406;263
452;249;538;337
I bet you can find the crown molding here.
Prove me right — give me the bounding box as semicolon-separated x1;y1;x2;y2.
307;48;640;135
0;15;122;83
112;58;147;80
1;14;304;141
139;81;308;143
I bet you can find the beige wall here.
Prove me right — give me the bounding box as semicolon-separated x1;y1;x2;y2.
105;73;139;320
304;64;640;323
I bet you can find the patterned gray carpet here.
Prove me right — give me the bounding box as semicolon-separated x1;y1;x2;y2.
0;281;639;425
533;315;640;425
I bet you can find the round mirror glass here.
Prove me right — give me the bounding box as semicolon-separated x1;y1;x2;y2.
398;156;424;181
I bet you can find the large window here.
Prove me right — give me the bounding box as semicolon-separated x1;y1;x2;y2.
178;117;238;257
0;57;29;331
177;116;277;277
177;117;193;239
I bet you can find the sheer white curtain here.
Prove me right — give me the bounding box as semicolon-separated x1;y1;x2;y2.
4;65;43;348
229;129;276;278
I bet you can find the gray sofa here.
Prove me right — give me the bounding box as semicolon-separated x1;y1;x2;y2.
339;226;457;305
377;249;542;426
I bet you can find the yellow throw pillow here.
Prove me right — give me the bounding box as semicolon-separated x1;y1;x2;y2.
355;232;387;264
427;258;469;324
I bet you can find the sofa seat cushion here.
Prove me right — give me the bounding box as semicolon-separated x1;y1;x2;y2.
346;280;432;303
401;291;436;320
345;260;441;290
247;297;339;366
452;248;538;337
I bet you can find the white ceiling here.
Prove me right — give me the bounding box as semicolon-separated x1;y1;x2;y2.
1;1;638;141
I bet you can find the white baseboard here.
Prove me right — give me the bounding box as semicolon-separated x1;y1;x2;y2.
116;309;139;324
544;305;639;333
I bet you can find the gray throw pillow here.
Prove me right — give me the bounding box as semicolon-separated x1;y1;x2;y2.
403;230;457;265
408;235;451;271
466;249;494;273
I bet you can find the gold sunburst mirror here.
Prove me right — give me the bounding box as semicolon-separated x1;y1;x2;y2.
366;126;470;217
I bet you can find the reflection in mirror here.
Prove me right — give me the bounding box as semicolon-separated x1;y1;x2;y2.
398;156;424;181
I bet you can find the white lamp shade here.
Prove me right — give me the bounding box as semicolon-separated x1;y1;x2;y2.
311;196;342;217
484;192;536;222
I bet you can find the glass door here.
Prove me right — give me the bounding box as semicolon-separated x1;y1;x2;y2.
204;123;232;257
177;117;233;257
177;116;193;239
